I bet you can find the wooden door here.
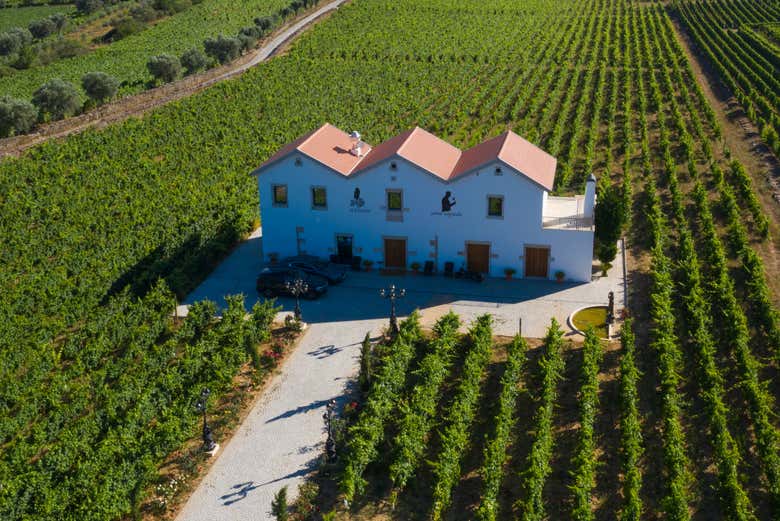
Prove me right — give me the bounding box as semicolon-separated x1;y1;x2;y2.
384;238;406;269
524;246;549;278
467;243;490;273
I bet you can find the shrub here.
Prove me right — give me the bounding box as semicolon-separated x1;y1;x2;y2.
180;47;207;75
32;78;81;120
82;72;119;104
204;34;241;64
147;54;181;83
75;0;104;14
28;18;57;40
271;486;288;521
0;95;37;137
594;184;625;266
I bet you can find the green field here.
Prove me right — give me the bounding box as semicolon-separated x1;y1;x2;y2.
0;0;291;99
0;0;778;519
673;0;780;156
0;4;75;32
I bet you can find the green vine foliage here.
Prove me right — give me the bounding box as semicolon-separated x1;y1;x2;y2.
569;328;603;520
388;312;461;497
475;335;527;521
340;311;422;503
0;287;279;520
618;320;643;521
429;314;493;521
516;318;565;521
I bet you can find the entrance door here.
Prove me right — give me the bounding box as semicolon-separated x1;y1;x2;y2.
467;243;490;273
336;234;353;261
524;246;550;278
384;238;407;269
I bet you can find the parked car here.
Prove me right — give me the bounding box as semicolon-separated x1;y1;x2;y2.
281;256;348;284
256;267;328;299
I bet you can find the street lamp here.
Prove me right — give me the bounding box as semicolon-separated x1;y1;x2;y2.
284;276;309;321
380;284;406;334
195;388;217;452
322;399;337;462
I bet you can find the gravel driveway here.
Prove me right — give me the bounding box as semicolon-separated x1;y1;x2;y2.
176;317;385;521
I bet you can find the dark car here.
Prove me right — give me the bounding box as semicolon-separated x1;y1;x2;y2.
281;256;347;284
256;267;328;299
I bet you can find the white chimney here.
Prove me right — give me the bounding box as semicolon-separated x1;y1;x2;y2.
349;130;364;157
584;173;597;218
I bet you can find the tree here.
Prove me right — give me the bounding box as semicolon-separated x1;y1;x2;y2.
594;184;625;274
0;96;37;137
147;54;181;83
32;78;80;120
49;13;68;35
203;35;241;64
75;0;103;14
359;332;372;392
180;47;207;75
0;27;33;56
271;486;289;521
28;18;57;39
81;72;119;104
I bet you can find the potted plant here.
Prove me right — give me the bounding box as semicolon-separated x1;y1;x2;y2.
362;259;374;272
504;267;517;280
268;252;279;264
555;270;565;283
410;261;421;274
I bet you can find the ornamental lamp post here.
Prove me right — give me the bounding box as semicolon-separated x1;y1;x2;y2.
284;276;309;321
379;285;406;334
195;388;217;453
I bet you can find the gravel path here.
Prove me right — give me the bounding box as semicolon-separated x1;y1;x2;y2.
176;317;384;521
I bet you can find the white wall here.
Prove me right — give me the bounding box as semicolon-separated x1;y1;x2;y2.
257;153;594;281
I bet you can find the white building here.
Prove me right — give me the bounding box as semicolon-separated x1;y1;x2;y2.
252;123;595;281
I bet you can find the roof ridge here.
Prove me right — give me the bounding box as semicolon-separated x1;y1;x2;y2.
495;129;513;159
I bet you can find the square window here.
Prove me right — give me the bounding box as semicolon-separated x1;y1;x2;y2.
488;195;503;217
312;186;327;208
272;184;288;206
387;190;402;211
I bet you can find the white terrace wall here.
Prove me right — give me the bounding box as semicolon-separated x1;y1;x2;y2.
257;152;594;281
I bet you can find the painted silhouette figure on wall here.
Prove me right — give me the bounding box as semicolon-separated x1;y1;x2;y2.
441;191;456;212
351;187;364;207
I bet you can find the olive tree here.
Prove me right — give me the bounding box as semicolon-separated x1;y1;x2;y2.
0;96;37;137
81;71;119;104
32;78;81;120
0;27;33;56
147;54;181;83
180;47;207;75
28;18;57;39
203;35;241;64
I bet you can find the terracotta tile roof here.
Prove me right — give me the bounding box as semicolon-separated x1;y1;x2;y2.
254;123;557;191
255;123;372;175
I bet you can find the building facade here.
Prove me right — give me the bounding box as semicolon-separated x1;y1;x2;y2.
252;124;595;282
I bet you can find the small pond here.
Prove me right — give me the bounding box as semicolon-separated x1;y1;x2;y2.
570;306;609;339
